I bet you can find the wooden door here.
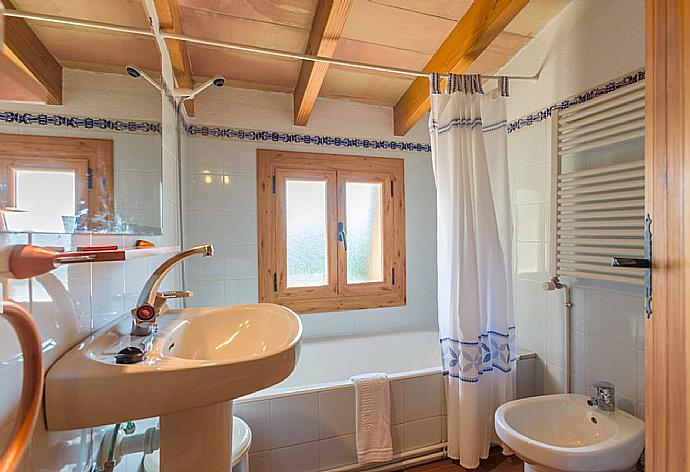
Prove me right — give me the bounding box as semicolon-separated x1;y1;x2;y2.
645;0;690;469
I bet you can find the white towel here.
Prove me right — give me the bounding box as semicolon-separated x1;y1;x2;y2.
351;373;393;464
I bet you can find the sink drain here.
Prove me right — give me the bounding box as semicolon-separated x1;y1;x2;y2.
591;417;598;424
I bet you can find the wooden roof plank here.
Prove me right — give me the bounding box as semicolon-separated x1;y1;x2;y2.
154;0;195;116
293;0;352;126
1;0;63;104
392;0;528;136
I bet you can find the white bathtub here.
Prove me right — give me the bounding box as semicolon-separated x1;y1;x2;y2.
235;329;536;472
257;329;442;396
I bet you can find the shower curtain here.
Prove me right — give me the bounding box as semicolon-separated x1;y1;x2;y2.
429;73;515;469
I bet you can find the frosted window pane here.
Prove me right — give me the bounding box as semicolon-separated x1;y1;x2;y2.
286;180;328;287
6;170;76;233
346;182;383;284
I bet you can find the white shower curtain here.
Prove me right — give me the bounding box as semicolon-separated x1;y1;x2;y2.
429;73;515;469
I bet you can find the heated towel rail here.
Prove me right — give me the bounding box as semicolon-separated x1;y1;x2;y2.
553;78;645;285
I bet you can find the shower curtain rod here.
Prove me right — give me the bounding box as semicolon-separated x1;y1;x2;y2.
3;9;539;81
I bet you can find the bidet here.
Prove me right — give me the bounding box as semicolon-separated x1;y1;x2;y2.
495;394;644;472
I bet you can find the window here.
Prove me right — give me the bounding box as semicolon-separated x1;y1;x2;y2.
0;133;113;232
258;150;406;314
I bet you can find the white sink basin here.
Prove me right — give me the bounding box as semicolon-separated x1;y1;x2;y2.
495;394;644;472
45;303;301;472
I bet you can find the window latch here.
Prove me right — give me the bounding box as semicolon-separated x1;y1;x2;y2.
337;222;347;251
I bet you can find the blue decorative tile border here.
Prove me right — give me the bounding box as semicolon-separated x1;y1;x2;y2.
507;69;645;133
186;124;432;153
0;111;161;134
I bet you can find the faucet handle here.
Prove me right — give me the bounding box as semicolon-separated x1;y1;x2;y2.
592;381;615;396
158;290;193;299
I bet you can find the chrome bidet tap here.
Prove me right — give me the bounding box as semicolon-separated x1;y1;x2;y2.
587;381;616;412
130;244;214;336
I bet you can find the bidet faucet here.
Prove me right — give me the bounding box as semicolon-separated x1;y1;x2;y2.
587;381;616;412
130;245;214;336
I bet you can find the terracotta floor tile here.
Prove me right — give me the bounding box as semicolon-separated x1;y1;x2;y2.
406;454;523;471
479;454;523;472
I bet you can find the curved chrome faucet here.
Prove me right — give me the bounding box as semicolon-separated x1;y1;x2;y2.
130;244;213;336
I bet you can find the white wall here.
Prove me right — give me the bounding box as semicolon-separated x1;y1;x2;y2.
502;0;645;417
500;0;645;121
0;66;181;472
183;87;438;336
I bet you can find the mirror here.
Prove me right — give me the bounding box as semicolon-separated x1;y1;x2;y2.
0;72;163;235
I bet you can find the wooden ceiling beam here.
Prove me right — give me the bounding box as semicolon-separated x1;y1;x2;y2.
293;0;353;126
153;0;195;117
0;0;62;104
392;0;528;136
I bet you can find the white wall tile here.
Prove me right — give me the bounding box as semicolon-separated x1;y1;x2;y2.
300;314;326;338
515;317;546;360
515;278;546;321
515;203;547;242
572;330;586;378
390;379;405;426
324;311;355;337
403;374;443;422
571;287;587;333
616;393;636;416
186;280;225;308
223;175;257;211
319;388;355;439
515;164;547;204
403;416;445;451
586;289;641;348
353;308;384;333
319;434;357;470
185;137;227;174
185;173;224;210
184;249;225;282
270;393;319;448
545;364;565;395
222;211;257;244
391;424;404;454
510;122;548;168
248;451;272;472
381;305;412;330
407;209;436;242
515;242;548;281
574;375;587;395
544;289;566;325
586;336;637;398
405;178;436;210
546;322;565;369
270;442;319;472
184;210;226;247
221;244;258;279
235;400;271;453
225;279;259;305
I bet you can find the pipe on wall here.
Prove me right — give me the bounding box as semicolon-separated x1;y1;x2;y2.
0;300;44;472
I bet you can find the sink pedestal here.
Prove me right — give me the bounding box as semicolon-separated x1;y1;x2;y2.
160;401;233;472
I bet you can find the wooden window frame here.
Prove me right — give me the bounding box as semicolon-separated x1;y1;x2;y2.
257;149;406;314
0;133;114;232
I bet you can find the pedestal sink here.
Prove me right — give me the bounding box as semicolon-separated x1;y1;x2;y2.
45;303;302;472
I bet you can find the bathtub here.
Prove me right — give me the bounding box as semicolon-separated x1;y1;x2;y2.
234;329;537;472
253;329;442;397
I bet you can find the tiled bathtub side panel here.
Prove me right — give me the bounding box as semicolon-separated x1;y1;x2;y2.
236;373;447;472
